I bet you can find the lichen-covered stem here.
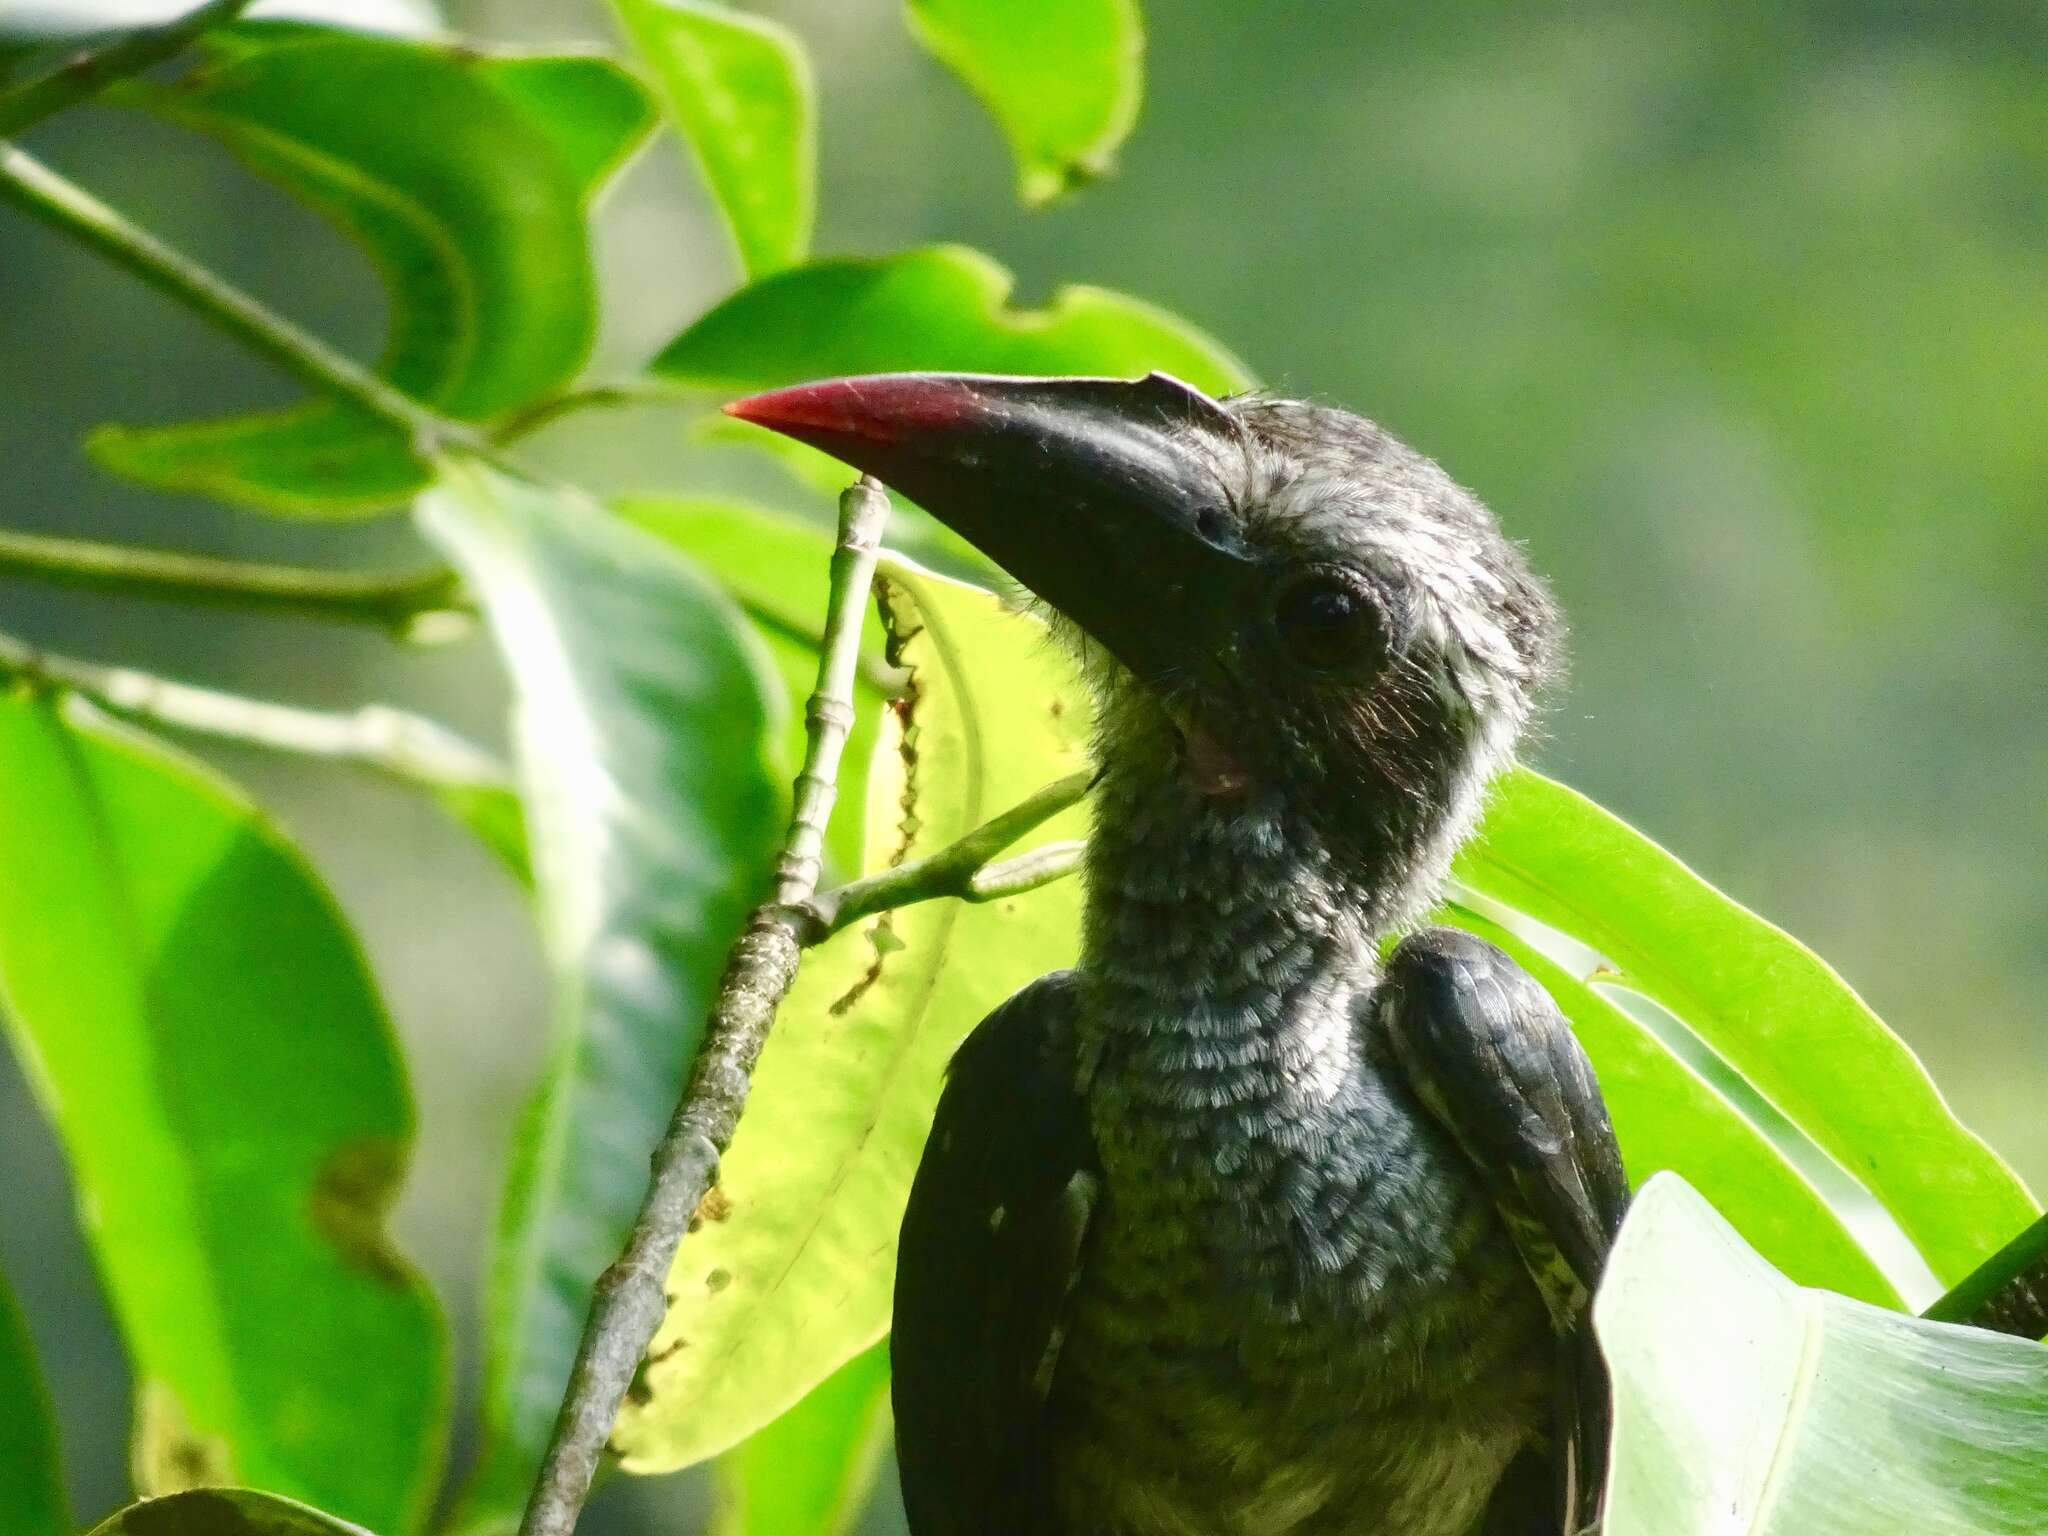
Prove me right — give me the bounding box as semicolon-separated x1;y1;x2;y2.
516;478;891;1536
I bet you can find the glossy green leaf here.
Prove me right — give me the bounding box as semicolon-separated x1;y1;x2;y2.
1599;1173;2048;1536
416;462;785;1527
906;0;1142;205
611;556;1093;1471
472;53;659;189
0;690;446;1535
1459;769;2038;1289
89;31;652;515
711;1341;892;1536
86;1488;376;1536
1444;903;1898;1306
614;493;886;880
609;0;814;276
0;1264;65;1536
652;244;1252;394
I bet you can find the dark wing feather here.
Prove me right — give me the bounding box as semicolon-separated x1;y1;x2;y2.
893;971;1097;1536
1379;928;1629;1536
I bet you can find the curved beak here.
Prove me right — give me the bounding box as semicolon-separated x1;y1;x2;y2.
725;371;1254;687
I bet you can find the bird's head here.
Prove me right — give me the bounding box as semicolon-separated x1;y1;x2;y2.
730;372;1558;909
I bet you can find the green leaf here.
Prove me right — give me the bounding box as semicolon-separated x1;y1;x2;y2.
657;246;1251;519
86;1488;377;1536
1598;1173;2048;1536
0;690;447;1535
610;556;1093;1471
905;0;1142;205
428;780;533;888
614;493;886;880
1458;769;2038;1290
0;1264;66;1536
89;31;653;516
472;53;659;189
711;1341;892;1536
416;462;785;1527
652;245;1252;395
1444;903;1900;1306
609;0;814;276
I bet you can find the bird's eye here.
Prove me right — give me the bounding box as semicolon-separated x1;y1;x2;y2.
1273;572;1387;672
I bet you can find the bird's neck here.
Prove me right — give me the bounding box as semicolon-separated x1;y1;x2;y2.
1074;735;1405;1141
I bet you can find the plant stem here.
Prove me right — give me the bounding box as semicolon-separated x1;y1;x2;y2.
0;143;485;456
0;0;253;138
800;770;1092;939
492;379;694;444
0;527;465;632
1924;1210;2048;1340
0;629;510;790
517;477;892;1536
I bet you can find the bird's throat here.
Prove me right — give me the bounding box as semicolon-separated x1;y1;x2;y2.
1176;718;1251;798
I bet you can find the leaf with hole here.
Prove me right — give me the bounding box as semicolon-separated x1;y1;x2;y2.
0;690;446;1534
609;556;1093;1471
1598;1173;2048;1536
90;29;652;515
906;0;1142;205
609;0;814;276
417;462;785;1528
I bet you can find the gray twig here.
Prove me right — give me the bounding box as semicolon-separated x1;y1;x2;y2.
0;629;509;790
0;527;466;634
798;770;1093;940
516;477;892;1536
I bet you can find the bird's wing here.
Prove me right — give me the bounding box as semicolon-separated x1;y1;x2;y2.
893;970;1098;1536
1378;927;1630;1535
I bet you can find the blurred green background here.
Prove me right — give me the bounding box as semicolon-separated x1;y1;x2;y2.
3;0;2043;1529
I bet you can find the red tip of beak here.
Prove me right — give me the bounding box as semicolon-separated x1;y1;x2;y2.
723;376;985;446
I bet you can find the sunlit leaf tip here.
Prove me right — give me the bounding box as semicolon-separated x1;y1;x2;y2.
609;0;816;276
905;0;1144;205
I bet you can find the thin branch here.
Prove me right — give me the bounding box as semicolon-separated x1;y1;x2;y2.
0;629;510;791
0;527;465;633
0;0;253;138
491;378;694;444
517;477;892;1536
733;596;910;698
1924;1210;2048;1340
0;143;486;456
798;770;1092;939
